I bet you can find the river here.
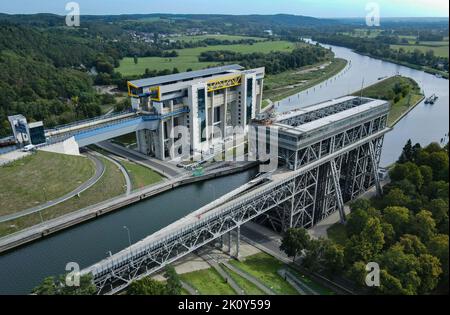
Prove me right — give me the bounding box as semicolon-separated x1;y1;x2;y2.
0;41;448;295
277;40;449;167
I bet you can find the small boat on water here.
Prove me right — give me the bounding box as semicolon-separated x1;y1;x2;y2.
425;94;439;105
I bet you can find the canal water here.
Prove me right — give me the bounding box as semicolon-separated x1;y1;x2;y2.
0;169;257;294
277;41;449;167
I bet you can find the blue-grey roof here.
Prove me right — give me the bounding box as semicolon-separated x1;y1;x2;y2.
129;64;244;88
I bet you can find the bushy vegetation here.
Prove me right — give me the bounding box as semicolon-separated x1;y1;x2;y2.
281;141;449;295
0;22;126;137
127;266;182;295
198;44;330;75
32;274;97;295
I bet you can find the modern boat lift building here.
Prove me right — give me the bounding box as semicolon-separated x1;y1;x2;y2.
127;65;265;160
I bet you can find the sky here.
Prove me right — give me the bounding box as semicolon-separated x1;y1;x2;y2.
0;0;448;18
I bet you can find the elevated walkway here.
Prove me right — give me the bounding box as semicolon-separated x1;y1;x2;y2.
41;107;190;152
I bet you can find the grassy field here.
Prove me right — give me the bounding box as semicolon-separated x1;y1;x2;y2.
0;151;94;216
0;157;126;237
179;268;236;295
391;42;449;58
120;160;164;190
287;267;335;295
341;28;383;38
117;40;296;75
222;264;266;295
353;75;424;126
111;133;137;148
229;253;298;295
263;58;348;104
170;34;265;43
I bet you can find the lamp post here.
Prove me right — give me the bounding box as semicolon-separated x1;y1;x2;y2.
123;226;132;247
208;184;216;200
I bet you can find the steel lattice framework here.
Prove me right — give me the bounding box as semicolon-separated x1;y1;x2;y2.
82;126;388;295
80;96;390;295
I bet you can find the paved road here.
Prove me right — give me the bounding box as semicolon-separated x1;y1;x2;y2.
0;152;105;223
97;141;183;178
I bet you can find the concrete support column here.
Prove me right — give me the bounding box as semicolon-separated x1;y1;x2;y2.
168;117;174;160
220;235;224;249
136;130;150;155
223;88;228;137
153;122;165;160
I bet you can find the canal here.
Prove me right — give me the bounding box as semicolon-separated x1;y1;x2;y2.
278;40;449;167
0;169;257;294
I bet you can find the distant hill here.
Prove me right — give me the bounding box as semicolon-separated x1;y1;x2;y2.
0;13;339;28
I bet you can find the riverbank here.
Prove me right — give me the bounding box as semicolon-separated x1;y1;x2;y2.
263;58;348;106
352;75;425;127
355;51;449;80
0;161;258;254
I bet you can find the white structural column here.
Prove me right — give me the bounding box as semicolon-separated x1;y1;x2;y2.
330;159;346;223
369;141;383;197
223;88;228;137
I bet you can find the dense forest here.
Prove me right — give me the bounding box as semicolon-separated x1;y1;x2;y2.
281;141;449;295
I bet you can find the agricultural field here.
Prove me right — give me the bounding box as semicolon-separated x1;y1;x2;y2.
169;34;265;43
117;40;296;75
341;28;383;38
391;41;449;58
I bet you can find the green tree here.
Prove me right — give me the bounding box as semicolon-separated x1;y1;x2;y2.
419;165;433;187
410;210;437;242
383;188;411;208
345;217;385;262
398;234;427;256
427;199;449;233
380;244;420;294
164;266;182;295
417;254;442;294
428;234;449;289
347;261;367;287
383;206;410;237
280;228;311;261
378;269;405;295
346;209;369;237
322;241;345;275
128;278;167;295
425;151;449;181
33;274;96;295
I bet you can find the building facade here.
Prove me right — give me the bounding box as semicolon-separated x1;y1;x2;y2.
127;65;265;160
